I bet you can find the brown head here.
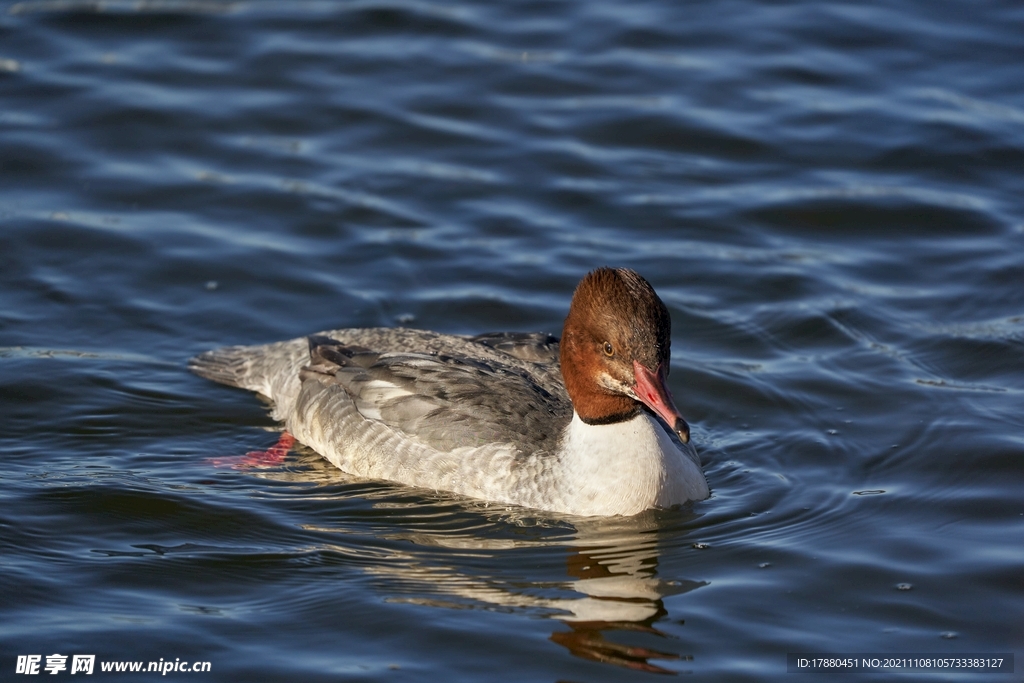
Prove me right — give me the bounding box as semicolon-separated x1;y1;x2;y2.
559;267;691;443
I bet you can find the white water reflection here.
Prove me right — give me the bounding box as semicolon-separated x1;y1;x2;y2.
346;508;709;674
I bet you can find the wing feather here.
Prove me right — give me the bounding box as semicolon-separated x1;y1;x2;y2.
300;335;572;456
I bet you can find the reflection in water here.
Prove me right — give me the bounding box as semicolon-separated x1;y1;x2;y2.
553;533;705;674
241;444;708;674
548;517;706;674
348;502;705;675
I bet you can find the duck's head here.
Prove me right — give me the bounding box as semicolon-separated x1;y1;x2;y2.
560;267;690;443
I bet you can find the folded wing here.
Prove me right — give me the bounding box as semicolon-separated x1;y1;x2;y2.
299;334;572;458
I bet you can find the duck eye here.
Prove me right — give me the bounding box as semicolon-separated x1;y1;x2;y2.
603;341;614;356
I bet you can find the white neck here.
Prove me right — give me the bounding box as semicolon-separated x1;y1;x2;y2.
553;412;709;516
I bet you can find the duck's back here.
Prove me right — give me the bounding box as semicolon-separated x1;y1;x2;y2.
190;328;575;507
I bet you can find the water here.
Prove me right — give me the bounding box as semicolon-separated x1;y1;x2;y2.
2;0;1022;680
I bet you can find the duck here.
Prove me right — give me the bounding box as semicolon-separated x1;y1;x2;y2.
189;267;710;516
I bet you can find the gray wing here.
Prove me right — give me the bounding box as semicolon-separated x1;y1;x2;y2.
300;335;572;457
468;332;560;364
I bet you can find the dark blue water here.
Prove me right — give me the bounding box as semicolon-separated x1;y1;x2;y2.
2;0;1022;680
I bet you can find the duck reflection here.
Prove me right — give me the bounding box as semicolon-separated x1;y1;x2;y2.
248;447;707;674
361;506;705;675
547;516;706;674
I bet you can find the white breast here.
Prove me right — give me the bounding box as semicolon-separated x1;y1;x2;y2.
552;412;710;516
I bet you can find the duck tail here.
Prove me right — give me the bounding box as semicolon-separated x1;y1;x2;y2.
188;345;261;390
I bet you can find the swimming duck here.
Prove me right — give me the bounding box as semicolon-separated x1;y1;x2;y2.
190;267;709;515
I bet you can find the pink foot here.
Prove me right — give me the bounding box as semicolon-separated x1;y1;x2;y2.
206;432;296;469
